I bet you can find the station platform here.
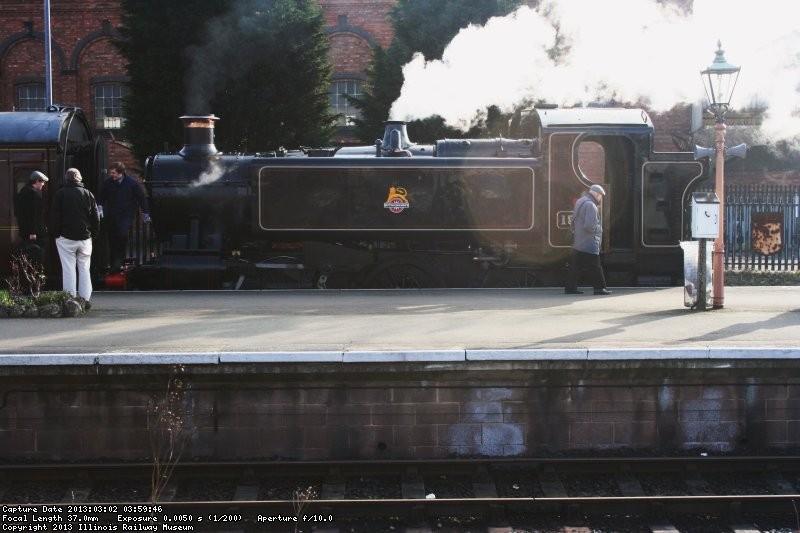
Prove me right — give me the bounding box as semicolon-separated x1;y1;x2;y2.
2;286;799;461
1;286;797;360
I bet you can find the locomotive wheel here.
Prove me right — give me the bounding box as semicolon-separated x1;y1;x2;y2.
359;258;444;289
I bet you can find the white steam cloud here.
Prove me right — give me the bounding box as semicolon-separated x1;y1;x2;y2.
389;0;800;142
190;160;225;188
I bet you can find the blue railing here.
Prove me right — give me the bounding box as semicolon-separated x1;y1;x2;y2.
698;184;800;271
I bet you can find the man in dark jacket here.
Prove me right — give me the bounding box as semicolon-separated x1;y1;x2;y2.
13;170;49;263
51;168;100;304
565;184;611;295
97;161;151;271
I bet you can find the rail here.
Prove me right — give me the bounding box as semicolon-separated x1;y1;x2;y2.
2;457;798;531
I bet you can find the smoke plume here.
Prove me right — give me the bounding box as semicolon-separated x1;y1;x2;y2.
184;0;266;115
389;0;800;142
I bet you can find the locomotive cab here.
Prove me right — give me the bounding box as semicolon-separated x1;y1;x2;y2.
537;108;704;285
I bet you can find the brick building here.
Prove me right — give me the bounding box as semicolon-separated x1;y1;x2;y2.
0;0;396;172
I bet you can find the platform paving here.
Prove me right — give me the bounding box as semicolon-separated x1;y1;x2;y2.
0;286;798;359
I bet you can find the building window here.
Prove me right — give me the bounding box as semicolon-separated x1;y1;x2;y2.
329;79;362;126
16;84;46;111
94;83;128;129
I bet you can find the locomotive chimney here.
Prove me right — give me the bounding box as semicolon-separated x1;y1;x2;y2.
379;121;412;157
179;115;219;159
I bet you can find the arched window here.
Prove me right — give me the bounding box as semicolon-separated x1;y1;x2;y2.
93;83;127;130
16;84;46;111
328;79;362;127
576;140;605;184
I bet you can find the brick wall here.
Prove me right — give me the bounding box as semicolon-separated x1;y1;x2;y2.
317;0;395;50
651;105;694;153
328;32;375;75
0;2;124;110
2;360;798;461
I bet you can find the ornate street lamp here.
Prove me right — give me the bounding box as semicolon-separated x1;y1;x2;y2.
700;41;740;308
701;40;741;122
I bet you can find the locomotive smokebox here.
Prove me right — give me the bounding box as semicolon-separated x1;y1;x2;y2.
178;114;219;159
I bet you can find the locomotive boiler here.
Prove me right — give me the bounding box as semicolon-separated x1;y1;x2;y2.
130;107;707;290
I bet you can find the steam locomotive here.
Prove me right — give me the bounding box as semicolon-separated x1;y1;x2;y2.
128;107;707;289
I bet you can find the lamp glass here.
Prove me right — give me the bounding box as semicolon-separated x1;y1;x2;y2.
700;41;740;109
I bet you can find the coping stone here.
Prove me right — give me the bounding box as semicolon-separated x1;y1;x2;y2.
466;349;588;360
343;350;465;363
587;348;710;360
708;347;800;359
219;351;344;363
97;352;220;365
0;354;98;365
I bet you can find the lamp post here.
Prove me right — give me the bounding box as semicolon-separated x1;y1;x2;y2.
700;41;740;309
44;0;53;107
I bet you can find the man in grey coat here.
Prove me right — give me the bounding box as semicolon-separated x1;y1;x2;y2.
565;184;611;295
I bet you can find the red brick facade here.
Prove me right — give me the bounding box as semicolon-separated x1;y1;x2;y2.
0;5;124;104
328;31;376;77
0;0;395;172
318;0;395;50
651;105;694;153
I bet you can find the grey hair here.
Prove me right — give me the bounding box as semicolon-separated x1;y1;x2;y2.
65;168;83;183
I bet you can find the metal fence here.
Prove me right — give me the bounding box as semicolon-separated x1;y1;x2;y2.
697;184;800;271
124;213;158;269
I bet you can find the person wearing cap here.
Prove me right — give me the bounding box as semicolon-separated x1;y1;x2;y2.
12;170;50;264
565;183;612;295
51;168;100;306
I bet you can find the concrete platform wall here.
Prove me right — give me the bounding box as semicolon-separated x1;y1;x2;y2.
1;359;799;461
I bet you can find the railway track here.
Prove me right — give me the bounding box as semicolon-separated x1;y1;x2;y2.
1;456;799;532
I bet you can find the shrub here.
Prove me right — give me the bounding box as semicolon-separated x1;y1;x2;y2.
6;252;45;299
724;269;800;286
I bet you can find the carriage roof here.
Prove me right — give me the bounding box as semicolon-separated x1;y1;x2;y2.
0;107;90;145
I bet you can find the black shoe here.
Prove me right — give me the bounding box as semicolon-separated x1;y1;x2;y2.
564;289;584;295
593;288;612;295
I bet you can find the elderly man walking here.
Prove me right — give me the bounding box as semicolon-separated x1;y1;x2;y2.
565;184;612;296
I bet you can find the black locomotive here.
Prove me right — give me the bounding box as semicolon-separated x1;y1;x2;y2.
127;107;706;290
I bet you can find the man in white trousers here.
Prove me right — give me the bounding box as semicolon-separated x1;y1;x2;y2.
51;168;100;306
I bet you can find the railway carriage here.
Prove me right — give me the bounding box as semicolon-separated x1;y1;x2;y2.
0;106;106;280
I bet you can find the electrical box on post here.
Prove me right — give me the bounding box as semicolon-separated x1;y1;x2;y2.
691;192;720;239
